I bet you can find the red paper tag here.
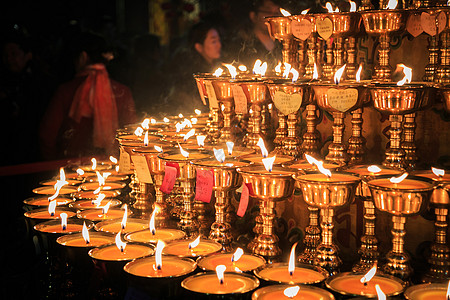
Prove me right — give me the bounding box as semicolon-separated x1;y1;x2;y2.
237;183;253;217
195;169;214;203
165;162;180;177
160;165;177;194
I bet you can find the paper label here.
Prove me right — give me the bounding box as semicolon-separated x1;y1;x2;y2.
160;165;177;194
327;88;358;112
421;11;446;36
291;19;312;41
273;90;303;115
165;162;180;177
317;18;333;40
119;148;131;173
131;155;153;183
196;80;206;105
237;183;252;217
232;85;248;114
205;81;219;109
406;14;423;37
195;169;214;203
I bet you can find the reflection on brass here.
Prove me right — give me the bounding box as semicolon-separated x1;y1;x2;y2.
266;16;297;69
211;79;234;144
347;108;367;165
301;104;321;157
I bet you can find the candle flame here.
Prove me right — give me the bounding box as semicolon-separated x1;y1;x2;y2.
317;161;332;178
238;65;247;72
326;2;338;12
432;167;445;177
446;280;450;299
134;127;144;137
149;209;156;235
284;286;300;298
386;0;398;9
334;64;346;84
179;144;189;158
216;265;226;284
93;187;101;195
280;8;291;16
275;61;282;74
195;109;201;115
214;148;226;163
144;131;149;146
262;156;276;172
213;67;224;77
48;200;57;216
356;64;362;82
313;63;319;79
153;145;163;153
150;118;156;124
396;64;412;86
183;118;193;128
360;265;377;283
375;284;386;300
368;165;382;173
257;137;268;158
155;240;165;270
96;171;106;187
184;129;196;141
141;118;150;130
282;63;291;79
109;156;118;164
221;104;225;112
60;213;68;230
102;201;112;214
188;236;200;249
350;1;357;12
288;242;297;276
115;165;120;172
196;135;206;147
224;64;237;79
92;193;106;207
301;9;310;14
163;117;170;123
261;62;267;77
82;221;90;244
91;158;97;170
191;117;198;124
59;167;66;182
226;142;234;155
175;122;183;133
121;204;128;230
178;113;184;118
231;248;244;262
115;232;126;252
253;59;262;74
290;68;299;82
77;168;84;176
305;154;318;165
390;173;408;184
48;185;61;202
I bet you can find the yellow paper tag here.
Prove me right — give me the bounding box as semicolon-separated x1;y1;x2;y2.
406;13;423;37
421;11;446;36
273;90;303;115
327;88;358;112
205;81;219;109
291;19;312;41
232;85;248;114
196;81;206;105
317;18;333;40
119;148;131;173
131;155;153;184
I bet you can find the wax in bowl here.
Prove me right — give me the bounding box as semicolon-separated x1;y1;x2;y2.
125;228;186;244
252;284;335;300
77;208;132;222
163;239;222;258
182;272;259;295
254;263;328;285
69;199;122;210
24;197;74;207
197;253;266;272
33;186;78;195
95;218;149;234
75;189;121;200
89;243;154;262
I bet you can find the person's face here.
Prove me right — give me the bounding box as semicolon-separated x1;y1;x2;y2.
252;0;281;33
2;42;32;74
199;29;221;62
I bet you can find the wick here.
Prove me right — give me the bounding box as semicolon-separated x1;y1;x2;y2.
86;240;90;245
50;213;54;217
219;279;224;284
62;225;67;231
157;265;162;271
121;225;125;230
363;282;368;286
289;271;293;276
151;229;156;236
120;246;124;253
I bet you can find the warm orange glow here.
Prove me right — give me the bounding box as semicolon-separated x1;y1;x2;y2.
288;243;297;276
144;131;149;146
216;265;226;284
350;1;357;12
93;187;101;195
179;144;189;158
317;161;332;178
290;68;299;82
253;59;262;74
60;213;68;230
195;109;201;115
150;118;156;124
183;118;193;128
275;61;282;73
121;205;128;230
77;168;84;176
386;0;398;9
48;200;57;216
226;142;234;155
390;173;408;184
432;167;445;177
224;64;237;79
313;63;319;79
360;265;377;283
178;113;184;118
141;118;150;130
153;145;162;153
326;2;338;12
96;171;106;187
92;193;106;207
214;148;226;163
356;64;362;82
301;9;310;14
282;63;291;78
262;156;276;172
446;280;449;299
284;286;300;298
184;129;196;141
109;156;118;164
149;209;156;235
376;284;386;300
305;154;318;165
82;221;90;244
196;135;206;147
261;62;268;77
188;236;200;249
91;158;97;170
334;64;346;84
238;65;247;72
368;165;382;173
257;137;268;158
134;127;144;137
154;240;165;270
213;67;224;77
102;201;112;214
231;248;244;262
280;8;291;16
396;64;412;86
163;117;170;123
175;122;183;133
191;117;198;124
115;232;126;252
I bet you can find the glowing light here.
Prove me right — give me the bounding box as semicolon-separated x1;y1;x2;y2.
326;2;339;12
149;209;156;235
360;265;377;284
141;118;150;130
92;193;106;207
154;145;163;153
93;187;101;195
224;64;237;79
150;118;156;124
213;67;224;77
102;201;112;214
134;127;144;137
195;109;202;115
301;9;310;14
275;61;282;73
188;236;200;249
77;168;84;176
313;63;319;79
82;221;90;244
262;156;276;172
155;240;165;270
197;135;206;147
446;280;449;299
226;142;234;155
183;118;193;128
356;64;362;82
368;165;382;173
376;285;386;300
261;62;267;77
91;158;97;170
216;265;226;284
280;8;291;16
163;117;170;123
231;248;244;262
175;122;183;133
396;64;412;86
214;148;226;163
257;138;268;158
121;204;128;230
290;68;299;82
144;131;149;146
284;286;300;298
48;200;57;216
350;1;357;12
179;144;189;158
305;154;318;165
390;173;408;184
60;213;68;230
109;156;118;164
96;171;106;187
184;129;196;141
432;167;445;177
288;243;297;276
191;117;198;124
238;65;247;72
282;63;291;78
253;60;262;74
115;232;126;252
334;64;346;84
178;113;184;118
386;0;398;9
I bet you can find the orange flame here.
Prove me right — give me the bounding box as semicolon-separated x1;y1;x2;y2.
253;59;262;74
102;201;112;214
154;145;163;153
91;158;97;170
178;113;184;118
149;209;156;235
334;64;346;84
349;1;357;12
92;193;106;207
275;61;282;74
446;280;449;299
134;127;144;137
288;242;297;276
188;236;201;249
360;265;377;283
184;129;196;141
109;156;118;164
196;135;206;147
226;142;234;155
282;63;292;78
290;68;299;82
262;156;276;172
432;167;445;177
386;0;398;9
213;67;224;77
141;118;150;130
231;248;244;262
224;64;237;79
183;118;193;128
96;171;106;187
60;212;68;230
376;284;386;300
390;173;408;184
154;240;165;270
316;161;332;178
368;165;382;173
144;131;149;146
216;265;226;284
356;64;362;82
93;187;101;195
48;200;57;216
163;117;170;123
280;8;291;16
82;221;90;244
257;138;268;158
396;64;412;86
284;286;300;298
301;9;310;14
150;118;156;124
214;148;226;163
195;109;202;115
115;232;126;252
325;2;339;12
77;168;85;176
191;117;198;125
179;144;189;158
313;63;319;79
175;122;183;133
121;204;128;230
238;65;247;72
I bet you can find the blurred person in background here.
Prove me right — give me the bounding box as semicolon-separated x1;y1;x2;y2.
40;31;136;160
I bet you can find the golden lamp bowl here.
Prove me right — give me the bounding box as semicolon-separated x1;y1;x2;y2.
132;147;165;175
360;10;406;35
193;72;214;102
238;166;295;202
158;150;211;181
294;172;360;208
210;78;233;102
367;175;434;216
411;169;450;206
266;16;292;40
369;83;435;115
316;12;361;37
266;80;312;109
193;159;249;191
312;83;368;113
238;80;270;104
